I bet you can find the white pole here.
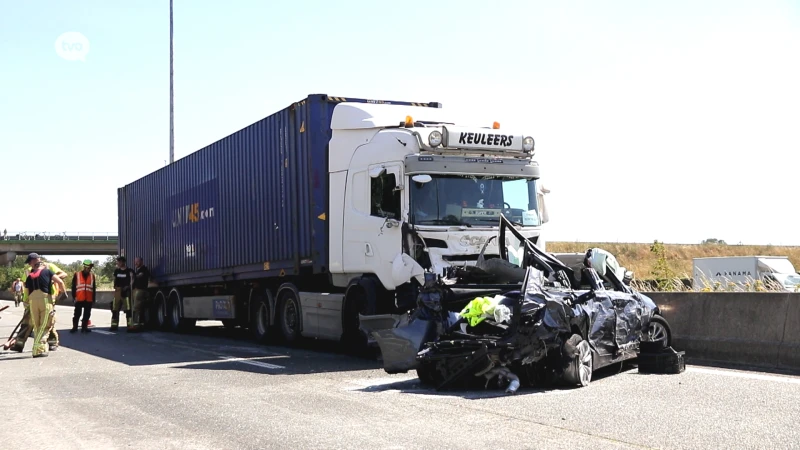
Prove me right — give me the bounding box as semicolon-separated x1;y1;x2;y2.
169;0;175;164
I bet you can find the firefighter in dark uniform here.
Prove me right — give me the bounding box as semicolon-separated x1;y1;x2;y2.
110;256;135;332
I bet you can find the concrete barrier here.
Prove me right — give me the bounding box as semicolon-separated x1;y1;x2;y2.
644;292;800;373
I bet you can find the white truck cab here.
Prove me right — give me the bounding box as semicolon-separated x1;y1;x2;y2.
326;102;547;322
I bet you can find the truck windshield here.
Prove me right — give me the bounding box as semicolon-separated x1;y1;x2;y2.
410;175;540;227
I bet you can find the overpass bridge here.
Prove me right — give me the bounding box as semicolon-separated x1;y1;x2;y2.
0;231;118;265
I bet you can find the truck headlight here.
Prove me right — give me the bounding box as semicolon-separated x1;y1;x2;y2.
523;136;535;152
428;130;443;147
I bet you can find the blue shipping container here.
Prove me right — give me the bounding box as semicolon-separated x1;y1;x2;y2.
118;94;440;286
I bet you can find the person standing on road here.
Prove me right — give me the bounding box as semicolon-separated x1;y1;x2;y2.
23;260;68;358
22;253;67;351
12;277;23;307
111;256;135;332
70;260;96;333
130;256;151;332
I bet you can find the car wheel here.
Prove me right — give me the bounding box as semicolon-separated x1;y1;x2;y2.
643;314;672;350
417;363;443;387
562;334;593;387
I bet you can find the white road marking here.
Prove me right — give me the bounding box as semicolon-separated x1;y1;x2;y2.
218;356;285;369
216;345;285;356
687;367;800;385
138;334;285;370
91;330;116;335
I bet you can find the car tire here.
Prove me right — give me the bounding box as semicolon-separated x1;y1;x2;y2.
643;314;672;351
562;334;593;387
417;364;441;387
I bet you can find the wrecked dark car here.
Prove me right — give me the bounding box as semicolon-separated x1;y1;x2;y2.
367;215;674;393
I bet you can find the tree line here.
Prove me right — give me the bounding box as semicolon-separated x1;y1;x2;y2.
0;255;117;291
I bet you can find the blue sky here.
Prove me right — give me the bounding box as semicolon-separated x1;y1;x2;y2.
1;0;799;264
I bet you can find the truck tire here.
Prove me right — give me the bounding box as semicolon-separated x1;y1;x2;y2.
166;289;195;333
276;286;302;344
341;279;375;352
250;296;271;343
166;291;181;333
151;291;167;329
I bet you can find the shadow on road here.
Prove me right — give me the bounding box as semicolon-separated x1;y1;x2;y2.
351;360;645;400
49;321;382;376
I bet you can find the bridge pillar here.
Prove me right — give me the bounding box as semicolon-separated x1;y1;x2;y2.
0;251;17;267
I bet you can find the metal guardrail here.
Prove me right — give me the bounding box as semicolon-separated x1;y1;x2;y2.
0;231;118;242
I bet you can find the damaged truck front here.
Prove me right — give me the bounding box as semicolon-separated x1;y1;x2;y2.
369;215;674;392
357;119;549;338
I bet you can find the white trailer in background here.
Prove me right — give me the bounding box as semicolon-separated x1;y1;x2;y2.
692;256;800;292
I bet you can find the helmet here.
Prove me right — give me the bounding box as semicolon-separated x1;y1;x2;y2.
83;259;94;267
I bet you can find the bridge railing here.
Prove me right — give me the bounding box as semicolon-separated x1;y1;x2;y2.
0;231;118;242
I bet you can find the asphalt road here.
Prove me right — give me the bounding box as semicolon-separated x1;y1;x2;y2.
1;300;799;450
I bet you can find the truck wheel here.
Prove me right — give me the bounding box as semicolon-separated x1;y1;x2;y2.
562;334;593;387
250;297;271;343
151;291;167;329
342;283;369;352
166;290;194;333
166;292;181;332
277;289;302;344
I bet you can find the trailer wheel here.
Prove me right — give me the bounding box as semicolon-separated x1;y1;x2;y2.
166;291;181;332
250;297;271;343
166;289;194;333
151;291;167;329
277;288;301;344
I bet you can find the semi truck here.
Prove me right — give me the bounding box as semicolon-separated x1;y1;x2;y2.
117;93;548;346
693;256;800;292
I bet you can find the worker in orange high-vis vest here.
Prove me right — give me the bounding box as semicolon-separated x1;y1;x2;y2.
70;260;97;333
